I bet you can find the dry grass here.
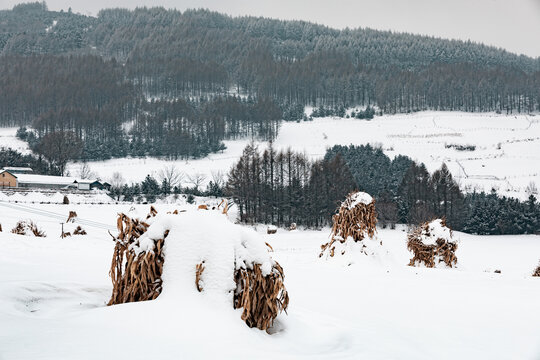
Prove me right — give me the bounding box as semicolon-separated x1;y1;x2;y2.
66;211;77;223
407;219;458;268
234;263;289;331
195;261;205;292
73;226;87;235
533;263;540;277
11;220;46;237
320;192;377;257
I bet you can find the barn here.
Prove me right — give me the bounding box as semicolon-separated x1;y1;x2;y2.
0;170;17;188
8;172;78;190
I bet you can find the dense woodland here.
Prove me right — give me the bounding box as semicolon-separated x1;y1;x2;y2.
0;3;538;234
0;3;539;161
225;144;540;235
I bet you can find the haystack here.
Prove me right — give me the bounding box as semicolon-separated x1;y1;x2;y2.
320;191;378;258
407;219;457;268
11;220;46;237
108;207;288;331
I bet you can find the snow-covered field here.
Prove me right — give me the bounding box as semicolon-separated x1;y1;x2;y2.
1;201;540;359
63;111;539;199
0;127;31;155
1;112;538;199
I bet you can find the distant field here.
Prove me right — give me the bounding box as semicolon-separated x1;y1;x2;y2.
2;111;538;199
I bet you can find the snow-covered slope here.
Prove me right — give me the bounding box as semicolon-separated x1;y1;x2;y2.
1;202;539;359
1;111;537;199
70;111;538;199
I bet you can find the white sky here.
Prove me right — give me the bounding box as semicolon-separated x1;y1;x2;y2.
1;0;539;58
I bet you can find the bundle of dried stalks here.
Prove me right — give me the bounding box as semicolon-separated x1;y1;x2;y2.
533;263;540;277
320;191;377;257
407;219;457;268
66;211;78;223
218;199;231;215
233;262;289;330
195;262;205;292
11;220;46;237
73;226;87;235
108;206;165;305
108;206;288;331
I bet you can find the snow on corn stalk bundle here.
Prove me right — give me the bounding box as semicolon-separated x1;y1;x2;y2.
11;220;46;237
320;191;379;259
107;206;288;331
407;219;458;268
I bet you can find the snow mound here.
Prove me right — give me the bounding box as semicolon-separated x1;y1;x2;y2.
110;208;288;329
420;219;453;246
344;191;373;209
128;211;275;300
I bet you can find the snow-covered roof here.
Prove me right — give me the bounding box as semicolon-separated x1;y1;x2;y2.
75;179;100;184
2;167;33;172
15;174;77;186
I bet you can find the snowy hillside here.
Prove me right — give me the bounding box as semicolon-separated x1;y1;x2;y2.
62;111;540;199
2;112;537;199
0;202;539;359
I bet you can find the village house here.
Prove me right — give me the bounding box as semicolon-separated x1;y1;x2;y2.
0;169;110;191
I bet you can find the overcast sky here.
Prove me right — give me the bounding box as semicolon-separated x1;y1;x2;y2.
2;0;540;58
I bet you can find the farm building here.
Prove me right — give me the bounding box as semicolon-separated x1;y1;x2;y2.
0;170;109;191
0;170;17;188
74;180;111;191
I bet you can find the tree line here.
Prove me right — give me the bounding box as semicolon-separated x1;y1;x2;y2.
225;144;540;235
1;3;539;163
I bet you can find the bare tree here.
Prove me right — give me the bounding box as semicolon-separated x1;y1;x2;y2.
158;165;184;189
210;170;225;188
36;131;82;176
187;172;207;191
525;181;538;196
78;162;97;180
109;172;125;200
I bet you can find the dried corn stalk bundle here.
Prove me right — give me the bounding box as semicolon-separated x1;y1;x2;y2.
407;219;458;268
195;261;205;292
11;220;46;237
320;191;377;258
66;211;78;223
233;262;289;330
108;206;165;305
533;263;540;277
73;226;87;235
107;206;289;331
